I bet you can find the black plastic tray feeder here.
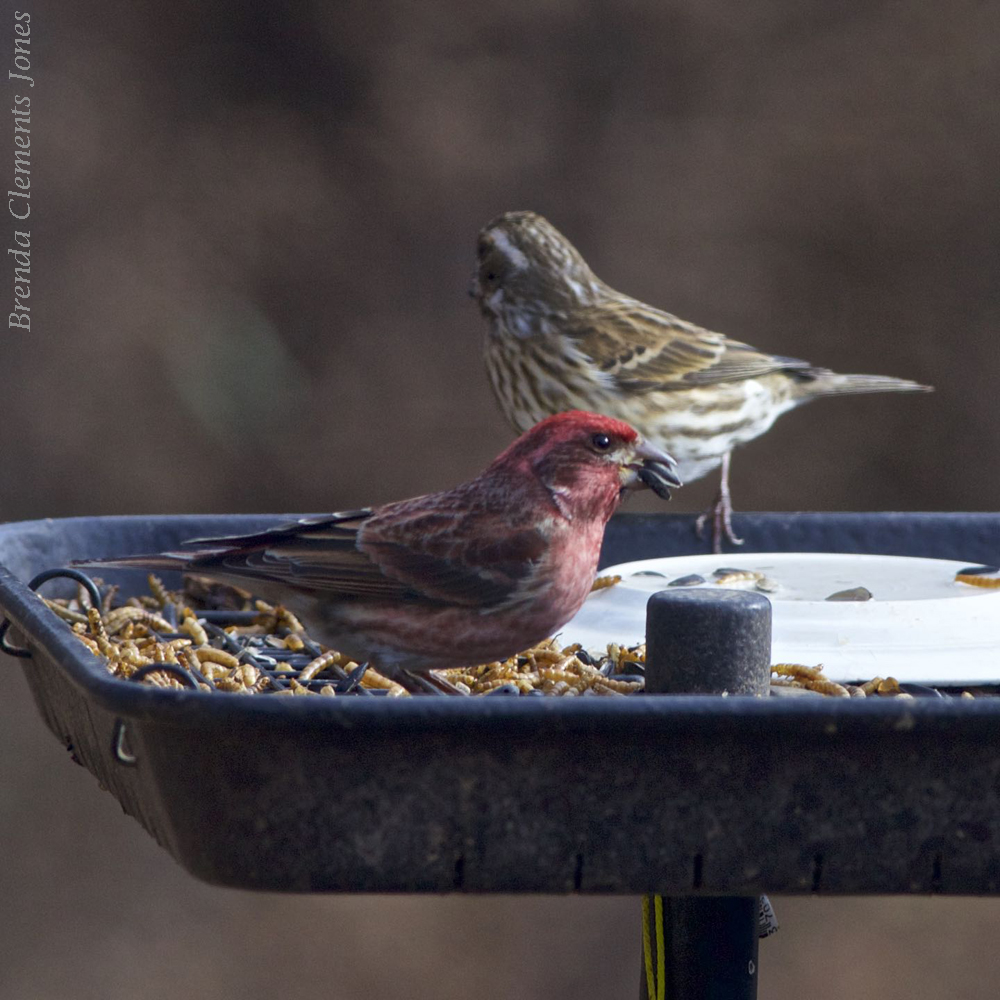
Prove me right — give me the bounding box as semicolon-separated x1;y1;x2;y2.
3;509;999;893
2;513;1000;995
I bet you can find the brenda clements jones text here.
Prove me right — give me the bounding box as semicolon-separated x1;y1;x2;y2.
9;9;31;332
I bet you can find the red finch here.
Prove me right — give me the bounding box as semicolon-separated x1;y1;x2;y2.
75;411;679;692
471;211;932;552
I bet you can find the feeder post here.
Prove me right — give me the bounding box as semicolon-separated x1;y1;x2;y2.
640;589;772;1000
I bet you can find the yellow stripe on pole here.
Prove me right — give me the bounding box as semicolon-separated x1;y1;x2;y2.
642;895;655;1000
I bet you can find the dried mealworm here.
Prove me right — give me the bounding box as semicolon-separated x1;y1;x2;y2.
275;606;306;633
180;646;204;673
43;599;89;625
714;570;761;586
955;573;1000;589
593;677;643;695
86;608;116;658
194;647;241;670
543;680;571;696
299;650;343;682
355;669;408;696
104;606;173;636
800;678;851;698
150;642;180;665
237;664;259;688
772;663;826;681
101;584;119;615
73;633;102;656
179;615;209;647
76;582;94;611
198;661;231;682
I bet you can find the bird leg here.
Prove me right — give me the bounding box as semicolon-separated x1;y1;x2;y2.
397;668;468;696
357;662;458;696
695;451;744;553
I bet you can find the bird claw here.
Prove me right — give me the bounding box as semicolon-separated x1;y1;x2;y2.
695;495;744;554
398;669;468;696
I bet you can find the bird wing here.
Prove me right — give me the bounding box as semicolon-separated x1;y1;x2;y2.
183;510;411;599
569;298;815;392
189;505;548;609
357;499;549;608
183;511;374;550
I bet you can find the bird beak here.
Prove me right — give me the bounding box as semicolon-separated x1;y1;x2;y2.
621;438;682;500
468;274;481;299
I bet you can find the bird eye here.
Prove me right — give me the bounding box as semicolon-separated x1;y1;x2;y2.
485;271;496;282
591;433;611;451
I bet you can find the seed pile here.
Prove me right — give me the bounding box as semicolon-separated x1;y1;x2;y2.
767;663;971;699
439;639;644;696
37;567;994;698
46;578;404;696
43;574;646;697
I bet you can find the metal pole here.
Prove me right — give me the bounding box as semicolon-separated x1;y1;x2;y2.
640;589;772;1000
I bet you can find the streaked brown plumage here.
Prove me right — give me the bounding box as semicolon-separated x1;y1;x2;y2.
471;210;932;551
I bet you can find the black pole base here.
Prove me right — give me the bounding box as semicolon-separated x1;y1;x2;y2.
641;591;771;998
640;896;760;1000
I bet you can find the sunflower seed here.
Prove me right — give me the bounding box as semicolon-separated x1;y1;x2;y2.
825;586;873;601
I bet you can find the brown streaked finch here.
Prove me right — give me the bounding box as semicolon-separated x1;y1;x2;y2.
471;211;932;553
74;411;680;693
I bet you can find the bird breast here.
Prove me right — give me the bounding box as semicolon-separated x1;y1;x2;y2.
484;330;617;433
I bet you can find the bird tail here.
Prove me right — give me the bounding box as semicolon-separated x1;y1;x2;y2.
71;552;212;572
793;371;933;400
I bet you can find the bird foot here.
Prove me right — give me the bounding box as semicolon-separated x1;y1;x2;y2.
695;493;744;554
398;669;468;696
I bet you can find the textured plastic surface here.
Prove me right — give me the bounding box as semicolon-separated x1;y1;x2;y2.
645;589;772;695
2;512;1000;894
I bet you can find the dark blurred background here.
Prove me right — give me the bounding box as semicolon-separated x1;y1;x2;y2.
2;1;999;997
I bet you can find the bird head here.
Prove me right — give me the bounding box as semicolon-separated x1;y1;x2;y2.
471;211;599;324
492;411;681;522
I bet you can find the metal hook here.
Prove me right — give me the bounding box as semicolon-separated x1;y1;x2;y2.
1;567;105;660
27;568;103;610
111;718;137;766
0;618;31;658
111;666;200;767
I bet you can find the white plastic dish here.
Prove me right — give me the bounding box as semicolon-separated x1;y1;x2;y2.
561;553;1000;685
